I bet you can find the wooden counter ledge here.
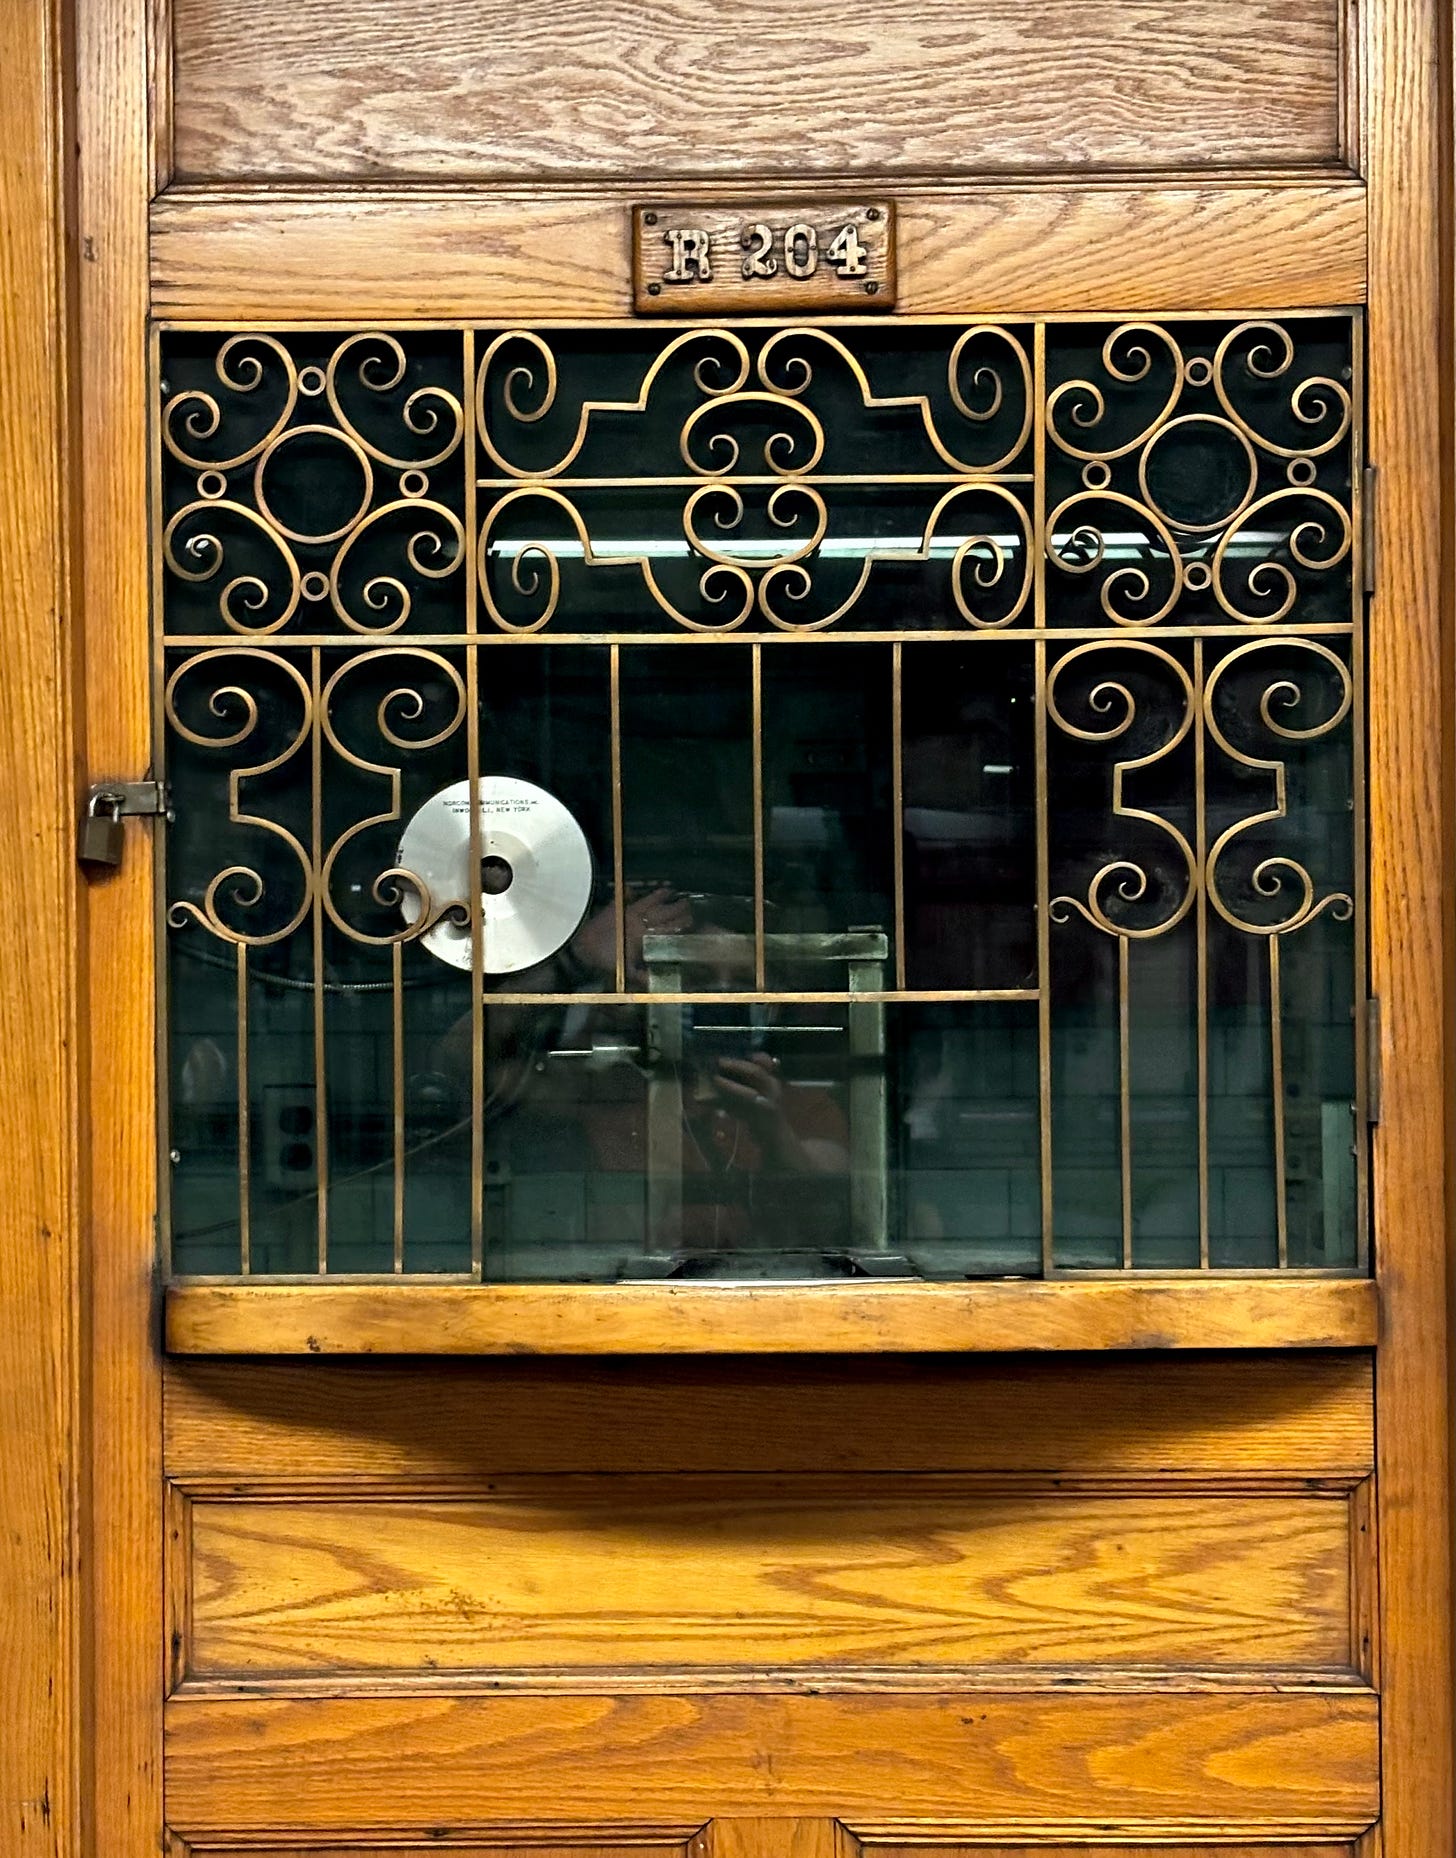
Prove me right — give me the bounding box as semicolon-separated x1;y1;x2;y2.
165;1275;1379;1356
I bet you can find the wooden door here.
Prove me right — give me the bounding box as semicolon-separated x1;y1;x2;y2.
3;3;1452;1858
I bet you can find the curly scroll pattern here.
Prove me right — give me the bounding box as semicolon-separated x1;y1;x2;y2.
166;645;477;953
159;316;1362;1279
1047;641;1198;939
161;332;467;637
1045;319;1355;628
471;320;1035;633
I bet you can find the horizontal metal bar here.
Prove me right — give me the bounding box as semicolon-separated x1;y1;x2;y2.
159;624;1359;649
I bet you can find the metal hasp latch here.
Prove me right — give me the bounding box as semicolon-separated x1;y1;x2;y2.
78;779;169;871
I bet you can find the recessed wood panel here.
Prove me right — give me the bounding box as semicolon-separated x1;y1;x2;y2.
168;1838;1356;1858
181;1480;1352;1681
170;1840;700;1857
147;181;1368;322
166;0;1345;183
863;1845;1354;1857
164;1353;1375;1482
163;1687;1379;1834
171;1843;698;1857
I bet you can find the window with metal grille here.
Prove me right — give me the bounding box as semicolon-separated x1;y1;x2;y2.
157;316;1363;1280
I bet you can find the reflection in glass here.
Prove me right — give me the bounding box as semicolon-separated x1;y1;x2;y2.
161;315;1364;1281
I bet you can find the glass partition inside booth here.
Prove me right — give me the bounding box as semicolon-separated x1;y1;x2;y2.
158;315;1364;1281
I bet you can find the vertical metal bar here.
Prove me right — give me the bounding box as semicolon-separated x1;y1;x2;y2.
467;643;484;1281
1194;636;1210;1268
610;642;626;993
151;324;175;1278
751;641;765;990
1270;932;1288;1268
310;645;328;1272
464;329;484;1279
891;640;906;992
1033;321;1047;631
391;939;405;1273
1036;636;1053;1277
1350;314;1369;1271
1119;933;1133;1269
235;942;250;1274
645;957;683;1250
848;956;889;1249
1033;324;1053;1275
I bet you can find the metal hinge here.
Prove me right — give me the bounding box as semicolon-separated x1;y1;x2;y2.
88;779;169;818
1366;996;1382;1125
1362;463;1378;595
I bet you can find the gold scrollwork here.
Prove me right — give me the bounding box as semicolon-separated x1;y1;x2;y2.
162;334;299;472
162;332;466;637
756;323;1033;474
1210;488;1352;625
679;391;825;477
1046;640;1198;938
163;500;303;635
324;332;465;470
758;482;1033;633
1046;489;1186;628
476;328;752;479
1047;323;1185;464
1203;637;1354;935
318;650;470;944
1045;317;1354;629
164;649;315;946
1212;321;1351;461
328;500;467;634
477;485;756;634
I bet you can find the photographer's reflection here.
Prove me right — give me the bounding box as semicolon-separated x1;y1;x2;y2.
436;884;849;1263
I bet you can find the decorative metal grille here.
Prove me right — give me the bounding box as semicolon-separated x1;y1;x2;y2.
157;315;1364;1280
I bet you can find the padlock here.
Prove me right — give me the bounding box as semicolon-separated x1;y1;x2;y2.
79;789;125;869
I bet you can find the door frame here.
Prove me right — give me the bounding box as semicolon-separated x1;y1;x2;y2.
1;0;1452;1851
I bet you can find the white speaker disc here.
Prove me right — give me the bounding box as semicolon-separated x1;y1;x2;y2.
396;777;594;974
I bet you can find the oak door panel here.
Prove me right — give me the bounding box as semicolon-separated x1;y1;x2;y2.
147;182;1368;323
163;1353;1374;1481
180;1480;1353;1680
168;1839;703;1858
164;1688;1379;1835
166;1836;1357;1858
859;1844;1355;1857
167;0;1344;182
170;1842;701;1857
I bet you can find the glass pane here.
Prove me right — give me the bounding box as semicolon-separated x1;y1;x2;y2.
160;315;1363;1281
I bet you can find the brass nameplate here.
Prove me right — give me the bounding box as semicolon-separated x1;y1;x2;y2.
632;202;896;315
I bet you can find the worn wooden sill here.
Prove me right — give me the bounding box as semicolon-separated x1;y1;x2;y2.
164;1275;1378;1356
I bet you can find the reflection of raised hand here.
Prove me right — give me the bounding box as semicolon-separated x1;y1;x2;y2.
710;1052;783;1121
571;885;693;985
708;1052;846;1177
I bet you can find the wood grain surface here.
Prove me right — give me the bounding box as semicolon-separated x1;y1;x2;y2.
163;1352;1375;1480
162;1277;1380;1358
712;1824;839;1858
1363;0;1456;1848
165;1836;1355;1858
74;0;168;1854
168;1839;702;1857
179;1480;1352;1681
163;1687;1379;1834
0;2;84;1854
148;180;1367;321
166;0;1345;182
165;1835;1359;1850
864;1845;1353;1858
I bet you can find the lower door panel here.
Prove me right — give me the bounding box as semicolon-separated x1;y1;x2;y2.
167;1837;1360;1858
162;1353;1379;1849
